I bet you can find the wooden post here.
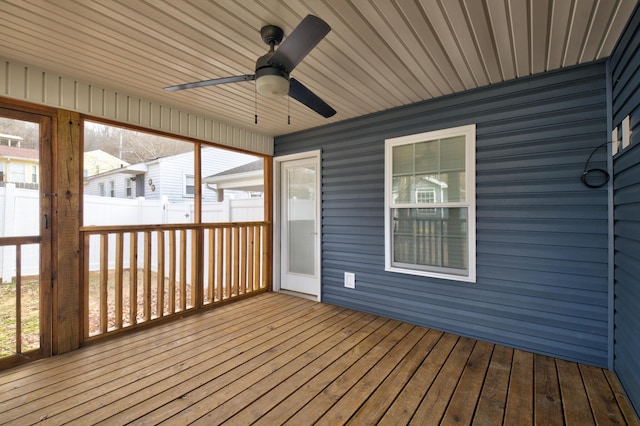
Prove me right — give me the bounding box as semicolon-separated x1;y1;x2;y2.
55;110;81;354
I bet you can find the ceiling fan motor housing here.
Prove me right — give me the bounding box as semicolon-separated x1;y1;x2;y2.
255;52;290;97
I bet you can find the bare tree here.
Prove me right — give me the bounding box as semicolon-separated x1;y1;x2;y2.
84;121;191;163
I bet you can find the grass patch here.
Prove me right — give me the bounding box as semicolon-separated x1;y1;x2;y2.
0;278;40;357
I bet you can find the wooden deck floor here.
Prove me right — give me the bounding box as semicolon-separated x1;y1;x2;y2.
0;292;637;425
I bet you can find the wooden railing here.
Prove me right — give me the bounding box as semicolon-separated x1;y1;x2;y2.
80;222;270;339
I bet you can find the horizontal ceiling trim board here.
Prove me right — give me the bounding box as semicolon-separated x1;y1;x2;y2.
0;56;274;155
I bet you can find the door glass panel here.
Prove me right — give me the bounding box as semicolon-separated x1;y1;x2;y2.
0;117;41;358
287;165;316;276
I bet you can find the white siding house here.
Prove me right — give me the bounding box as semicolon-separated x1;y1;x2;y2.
84;147;262;203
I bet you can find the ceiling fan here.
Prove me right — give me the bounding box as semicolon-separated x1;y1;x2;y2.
164;15;336;119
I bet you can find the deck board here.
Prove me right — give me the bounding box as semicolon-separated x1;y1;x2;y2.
0;292;637;425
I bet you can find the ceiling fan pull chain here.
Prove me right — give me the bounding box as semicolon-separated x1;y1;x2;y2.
288;96;291;125
254;83;258;124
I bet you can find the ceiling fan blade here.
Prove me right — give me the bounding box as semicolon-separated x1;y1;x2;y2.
269;15;330;72
164;74;255;91
289;78;336;118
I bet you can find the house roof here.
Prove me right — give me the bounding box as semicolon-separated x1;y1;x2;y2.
204;160;264;192
206;159;264;178
84;150;129;176
0;1;635;137
0;145;39;160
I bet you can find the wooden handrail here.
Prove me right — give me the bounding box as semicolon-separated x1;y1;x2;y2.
0;235;41;246
80;221;271;233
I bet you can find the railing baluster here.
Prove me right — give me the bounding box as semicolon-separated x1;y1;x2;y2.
143;231;152;322
179;229;187;311
156;230;165;318
224;227;231;299
216;228;223;301
15;243;22;355
129;232;138;325
115;232;124;329
191;229;197;307
100;234;108;334
239;226;247;295
233;226;240;296
207;228;215;303
256;225;263;289
247;226;255;293
168;230;176;314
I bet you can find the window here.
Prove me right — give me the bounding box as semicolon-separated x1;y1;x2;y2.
31;165;37;183
183;174;195;197
385;124;476;282
109;180;115;197
125;178;132;197
99;182;105;197
12;163;26;182
416;189;436;216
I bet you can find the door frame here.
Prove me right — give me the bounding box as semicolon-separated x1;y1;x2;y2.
273;150;322;301
0;105;53;369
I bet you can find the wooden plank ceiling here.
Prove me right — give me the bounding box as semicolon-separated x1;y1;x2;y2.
0;0;636;137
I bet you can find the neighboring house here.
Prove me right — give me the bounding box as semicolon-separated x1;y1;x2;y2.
0;143;39;189
83;149;129;177
84;147;261;202
203;159;264;200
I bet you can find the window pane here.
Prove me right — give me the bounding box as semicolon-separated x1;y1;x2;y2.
287;165;316;276
440;136;465;170
393;207;468;272
392;144;414;175
414;140;439;173
392;136;466;205
392;175;416;203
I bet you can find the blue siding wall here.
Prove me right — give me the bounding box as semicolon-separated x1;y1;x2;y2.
275;62;610;367
611;4;640;416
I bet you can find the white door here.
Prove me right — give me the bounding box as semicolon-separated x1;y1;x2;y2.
277;152;321;299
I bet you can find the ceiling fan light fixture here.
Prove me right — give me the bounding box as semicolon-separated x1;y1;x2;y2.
256;74;290;98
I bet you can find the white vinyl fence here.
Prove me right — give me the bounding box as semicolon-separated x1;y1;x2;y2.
0;185;264;282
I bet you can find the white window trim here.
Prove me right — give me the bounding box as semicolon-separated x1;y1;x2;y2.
125;177;133;198
183;173;195;198
384;124;476;283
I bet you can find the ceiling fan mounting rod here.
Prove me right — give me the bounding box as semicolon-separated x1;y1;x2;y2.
260;25;284;47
